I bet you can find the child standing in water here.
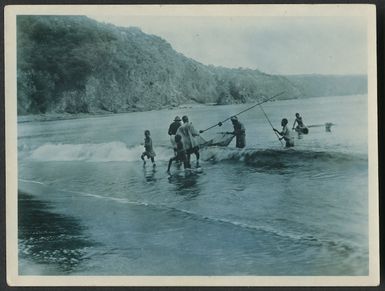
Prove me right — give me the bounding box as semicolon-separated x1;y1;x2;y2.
141;130;156;167
274;118;294;148
167;134;187;173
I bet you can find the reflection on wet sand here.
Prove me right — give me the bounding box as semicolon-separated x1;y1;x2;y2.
18;192;96;274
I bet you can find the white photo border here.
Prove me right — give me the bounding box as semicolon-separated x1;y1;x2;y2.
5;4;379;286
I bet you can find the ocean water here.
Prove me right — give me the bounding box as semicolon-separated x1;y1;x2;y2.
17;95;368;275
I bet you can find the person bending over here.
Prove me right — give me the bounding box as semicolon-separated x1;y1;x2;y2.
229;116;246;148
167;134;187;173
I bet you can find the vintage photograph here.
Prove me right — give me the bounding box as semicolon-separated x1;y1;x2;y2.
5;4;378;286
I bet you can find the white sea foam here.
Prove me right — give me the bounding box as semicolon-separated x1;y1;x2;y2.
29;142;172;162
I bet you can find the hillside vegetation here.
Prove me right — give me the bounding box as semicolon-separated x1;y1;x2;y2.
17;16;367;115
285;75;367;98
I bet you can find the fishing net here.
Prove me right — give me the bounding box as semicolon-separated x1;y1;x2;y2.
197;133;235;148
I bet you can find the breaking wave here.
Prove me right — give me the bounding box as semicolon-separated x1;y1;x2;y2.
201;147;367;165
29;142;173;162
27;142;367;166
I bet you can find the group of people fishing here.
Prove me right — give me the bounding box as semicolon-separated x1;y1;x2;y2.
140;112;306;173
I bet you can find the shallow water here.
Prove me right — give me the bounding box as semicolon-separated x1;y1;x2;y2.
18;95;368;275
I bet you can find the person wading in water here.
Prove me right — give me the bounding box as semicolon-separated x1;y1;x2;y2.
140;130;156;166
176;115;200;168
229;116;246;148
167;134;187;173
292;113;308;134
168;116;182;153
274;118;294;148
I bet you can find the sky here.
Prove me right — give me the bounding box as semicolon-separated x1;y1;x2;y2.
88;15;368;75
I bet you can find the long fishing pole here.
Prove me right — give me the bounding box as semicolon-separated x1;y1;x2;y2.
259;103;284;146
199;91;285;133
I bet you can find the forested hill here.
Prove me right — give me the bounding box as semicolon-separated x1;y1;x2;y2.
17;16;367;115
285;75;367;98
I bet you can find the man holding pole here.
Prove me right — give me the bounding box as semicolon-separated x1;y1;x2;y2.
274;118;294;148
229;116;246;148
